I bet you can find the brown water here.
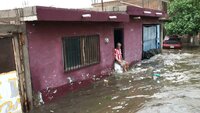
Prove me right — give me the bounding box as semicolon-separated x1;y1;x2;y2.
30;47;200;113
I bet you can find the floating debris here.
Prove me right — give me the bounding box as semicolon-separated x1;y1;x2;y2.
125;95;150;99
111;96;119;100
112;106;123;110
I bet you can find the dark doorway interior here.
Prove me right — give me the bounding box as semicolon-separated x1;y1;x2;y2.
0;37;16;73
114;28;124;57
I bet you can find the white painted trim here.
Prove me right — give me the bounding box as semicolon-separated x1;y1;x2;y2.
109;16;117;19
144;11;152;14
20;16;38;21
82;14;91;18
133;16;141;20
156;12;163;15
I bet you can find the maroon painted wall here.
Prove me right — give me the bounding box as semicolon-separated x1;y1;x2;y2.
120;17;160;64
26;21;119;101
123;19;143;63
26;17;160;102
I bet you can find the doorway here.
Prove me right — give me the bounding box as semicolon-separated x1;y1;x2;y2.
114;28;124;57
142;24;161;59
0;36;23;113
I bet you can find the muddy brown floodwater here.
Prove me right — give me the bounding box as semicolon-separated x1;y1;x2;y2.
29;47;200;113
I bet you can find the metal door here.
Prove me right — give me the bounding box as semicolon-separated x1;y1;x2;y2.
143;25;160;52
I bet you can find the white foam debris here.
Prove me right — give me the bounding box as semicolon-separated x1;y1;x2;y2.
120;86;133;91
112;106;123;110
137;63;142;66
67;77;73;83
111;96;119;100
53;90;57;94
125;95;150;99
164;60;175;66
104;79;109;83
142;53;193;65
38;92;44;105
162;71;190;83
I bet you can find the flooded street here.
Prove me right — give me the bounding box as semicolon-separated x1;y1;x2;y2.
30;47;200;113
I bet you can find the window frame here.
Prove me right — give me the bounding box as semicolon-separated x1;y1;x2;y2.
62;34;101;72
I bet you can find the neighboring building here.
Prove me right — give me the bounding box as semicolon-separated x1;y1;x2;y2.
0;4;167;112
92;0;168;12
92;0;169;58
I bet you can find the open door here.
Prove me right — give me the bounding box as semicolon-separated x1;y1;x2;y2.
114;28;124;57
142;24;161;59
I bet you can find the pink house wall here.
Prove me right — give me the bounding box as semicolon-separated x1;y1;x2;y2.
122;17;160;63
26;17;160;102
123;19;143;63
26;21;120;101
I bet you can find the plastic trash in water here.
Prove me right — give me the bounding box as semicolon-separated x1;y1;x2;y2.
152;73;161;83
153;73;160;77
114;63;123;73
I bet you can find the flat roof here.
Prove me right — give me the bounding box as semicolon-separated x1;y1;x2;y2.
24;6;129;22
0;6;167;23
127;6;167;18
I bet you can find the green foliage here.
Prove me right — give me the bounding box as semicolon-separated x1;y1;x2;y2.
165;0;200;36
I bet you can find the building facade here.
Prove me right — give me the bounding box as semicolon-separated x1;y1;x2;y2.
0;4;167;112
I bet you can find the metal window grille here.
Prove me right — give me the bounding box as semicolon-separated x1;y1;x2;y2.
63;35;100;71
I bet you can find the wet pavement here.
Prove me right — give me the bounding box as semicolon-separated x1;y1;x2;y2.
30;47;200;113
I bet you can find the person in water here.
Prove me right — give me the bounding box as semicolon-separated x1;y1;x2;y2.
114;43;129;72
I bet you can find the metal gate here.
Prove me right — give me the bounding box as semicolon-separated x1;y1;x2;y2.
143;25;160;52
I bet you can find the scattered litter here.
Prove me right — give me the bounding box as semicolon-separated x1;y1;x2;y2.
152;73;160;81
153;74;160;77
50;110;54;113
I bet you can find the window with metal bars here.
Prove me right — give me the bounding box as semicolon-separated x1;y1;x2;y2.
63;35;100;71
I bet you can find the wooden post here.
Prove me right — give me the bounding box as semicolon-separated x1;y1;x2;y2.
20;33;33;111
12;33;33;112
12;34;27;112
101;0;104;11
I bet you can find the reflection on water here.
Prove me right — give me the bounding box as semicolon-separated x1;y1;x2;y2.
30;48;200;113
